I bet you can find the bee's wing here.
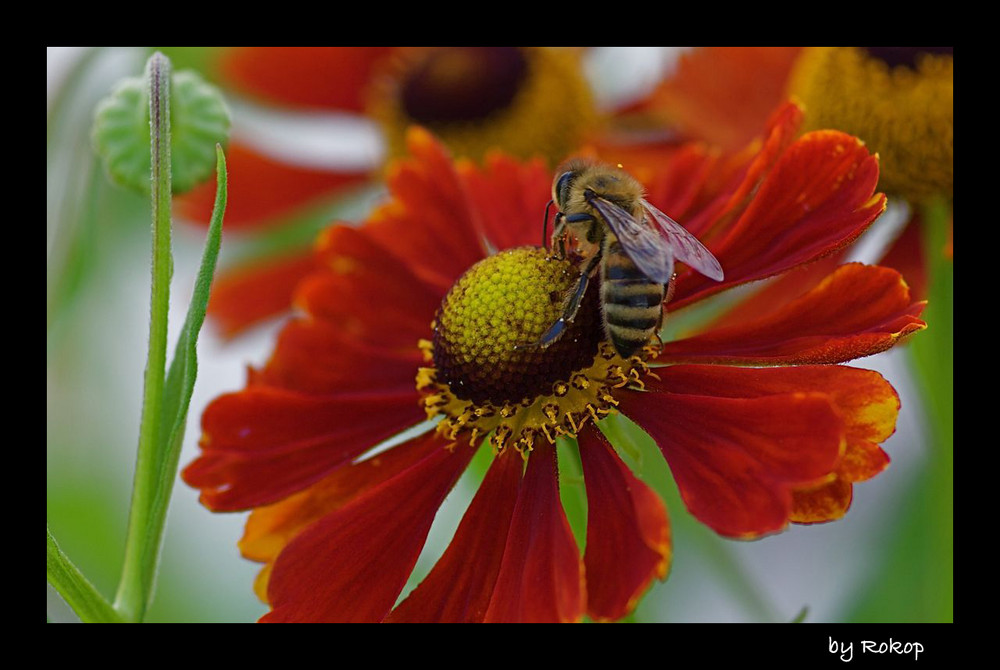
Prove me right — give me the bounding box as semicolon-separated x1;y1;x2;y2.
640;199;724;281
589;196;675;283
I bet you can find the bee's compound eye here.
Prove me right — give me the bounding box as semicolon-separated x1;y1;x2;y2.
555;171;575;207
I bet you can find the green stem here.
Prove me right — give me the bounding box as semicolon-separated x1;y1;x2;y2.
114;52;173;623
47;527;124;623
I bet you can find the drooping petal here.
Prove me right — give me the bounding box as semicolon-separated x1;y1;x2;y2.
240;429;445;600
206;250;320;339
183;386;424;510
456;150;553;252
619;369;845;538
649;364;899;458
578;427;670;622
672;130;886;309
175;141;370;230
630;364;899;527
255;317;424;394
483;444;586;622
261;432;476;622
216;47;397;112
387;447;523;623
660;263;927;365
365;127;488;293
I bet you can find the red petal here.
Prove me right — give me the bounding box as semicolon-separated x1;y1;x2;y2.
672;130;886;309
206;250;320;339
649;364;899;451
697;252;845;332
637;47;803;152
301;225;444;348
183;386;424;510
365;128;488;293
483;444;586;622
619;370;844;538
240;428;446;581
578;428;670;621
175;141;370;230
217;47;396;112
679;100;804;241
261;432;476;622
660;263;927;365
642;143;724;222
456;151;553;252
255;317;423;395
387;447;524;622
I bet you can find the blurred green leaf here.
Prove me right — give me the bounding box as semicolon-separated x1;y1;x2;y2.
47;527;124;623
847;197;952;623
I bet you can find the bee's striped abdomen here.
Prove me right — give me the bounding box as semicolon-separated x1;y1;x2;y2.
600;239;666;358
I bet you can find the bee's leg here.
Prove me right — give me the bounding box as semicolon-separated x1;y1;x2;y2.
543;199;554;250
550;212;567;259
520;252;602;350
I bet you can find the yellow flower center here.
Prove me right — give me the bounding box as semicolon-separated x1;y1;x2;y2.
369;47;597;165
417;247;658;455
789;47;953;203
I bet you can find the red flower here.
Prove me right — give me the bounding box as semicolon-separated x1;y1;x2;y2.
183;103;925;622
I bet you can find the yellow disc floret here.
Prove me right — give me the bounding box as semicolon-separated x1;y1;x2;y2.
418;247;659;455
789;47;953;203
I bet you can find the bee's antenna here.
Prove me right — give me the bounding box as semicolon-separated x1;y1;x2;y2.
543;199;554;250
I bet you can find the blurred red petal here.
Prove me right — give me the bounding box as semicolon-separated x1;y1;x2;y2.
639;47;803;152
183;386;424;510
387;448;523;622
661;263;927;365
878;215;928;301
175;141;370;230
620;370;844;538
579;428;670;621
261;432;475;622
483;444;586;622
207;250;320;338
217;47;396;112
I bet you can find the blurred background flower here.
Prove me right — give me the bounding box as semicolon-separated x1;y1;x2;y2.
46;46;951;623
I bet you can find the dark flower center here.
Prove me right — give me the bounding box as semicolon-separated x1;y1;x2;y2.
400;47;528;125
862;47;954;69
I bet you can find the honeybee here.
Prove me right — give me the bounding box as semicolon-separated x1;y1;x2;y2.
534;160;724;358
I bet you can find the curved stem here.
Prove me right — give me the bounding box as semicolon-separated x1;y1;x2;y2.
114;52;173;623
